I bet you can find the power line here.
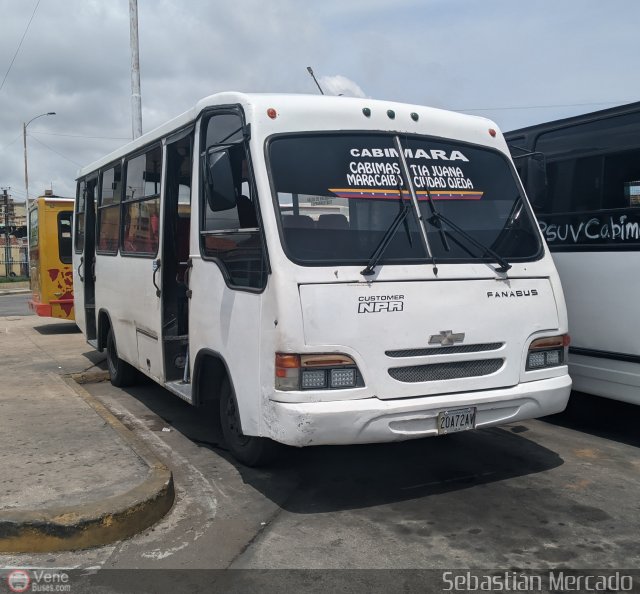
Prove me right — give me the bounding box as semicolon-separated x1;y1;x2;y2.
30;130;130;141
28;135;82;166
5;187;26;199
0;132;23;153
453;99;636;113
0;0;42;93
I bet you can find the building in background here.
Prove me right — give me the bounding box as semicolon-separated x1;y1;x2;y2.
1;189;30;277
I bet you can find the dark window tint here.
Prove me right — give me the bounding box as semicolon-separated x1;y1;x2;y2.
546;156;602;213
74;178;96;254
205;113;244;146
545;149;640;214
270;133;540;265
75;180;86;253
604;149;640;209
58;211;72;264
200;111;266;289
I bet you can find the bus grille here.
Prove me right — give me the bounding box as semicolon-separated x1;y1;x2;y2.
388;359;504;383
386;343;503;358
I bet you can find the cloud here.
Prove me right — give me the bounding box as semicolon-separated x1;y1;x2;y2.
0;0;639;199
319;75;367;98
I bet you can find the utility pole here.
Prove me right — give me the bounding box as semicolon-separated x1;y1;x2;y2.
2;189;10;278
129;0;143;139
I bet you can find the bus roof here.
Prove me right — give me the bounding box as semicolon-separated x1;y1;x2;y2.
76;92;506;180
32;195;74;204
507;100;640;136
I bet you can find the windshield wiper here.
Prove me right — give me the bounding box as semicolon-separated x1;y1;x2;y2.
360;192;411;276
427;211;511;274
394;136;439;276
361;136;440;277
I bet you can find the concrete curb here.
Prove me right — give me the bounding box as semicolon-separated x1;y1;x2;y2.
0;376;175;553
0;288;30;296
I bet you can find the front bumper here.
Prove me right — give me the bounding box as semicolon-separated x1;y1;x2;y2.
264;374;572;447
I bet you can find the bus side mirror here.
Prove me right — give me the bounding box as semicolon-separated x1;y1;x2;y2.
204;150;236;212
526;155;548;210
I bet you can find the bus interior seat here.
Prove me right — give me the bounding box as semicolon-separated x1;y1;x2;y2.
317;213;349;229
282;214;315;228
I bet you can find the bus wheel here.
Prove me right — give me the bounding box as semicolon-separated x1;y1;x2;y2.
106;327;137;387
219;377;278;467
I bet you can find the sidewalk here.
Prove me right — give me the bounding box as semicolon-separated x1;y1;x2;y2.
0;315;174;553
0;281;30;296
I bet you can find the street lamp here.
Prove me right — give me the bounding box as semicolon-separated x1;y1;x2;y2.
23;111;56;209
23;112;55;279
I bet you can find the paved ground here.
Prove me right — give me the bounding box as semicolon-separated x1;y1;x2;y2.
2;372;638;573
0;292;32;316
1;295;639;591
0;312;173;553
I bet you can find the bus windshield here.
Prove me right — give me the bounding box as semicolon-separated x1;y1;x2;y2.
269;133;541;266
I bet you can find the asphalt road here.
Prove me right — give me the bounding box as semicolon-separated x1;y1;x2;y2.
0;292;32;316
2;369;638;586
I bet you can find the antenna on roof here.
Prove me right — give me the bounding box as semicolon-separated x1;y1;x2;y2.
306;66;325;95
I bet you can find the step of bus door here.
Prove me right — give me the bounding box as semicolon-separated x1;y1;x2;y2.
163;336;189;383
165;380;193;404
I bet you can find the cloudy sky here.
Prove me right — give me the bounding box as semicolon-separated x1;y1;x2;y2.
1;0;639;200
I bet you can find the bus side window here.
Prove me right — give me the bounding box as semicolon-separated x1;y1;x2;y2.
75;180;86;253
121;146;162;256
97;164;122;254
57;211;73;264
546;159;580;214
29;207;39;250
200;112;267;290
603;149;640;209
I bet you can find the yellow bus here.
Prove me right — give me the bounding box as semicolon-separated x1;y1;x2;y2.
28;193;75;320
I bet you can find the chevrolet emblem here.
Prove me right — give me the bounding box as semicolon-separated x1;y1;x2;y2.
429;330;465;346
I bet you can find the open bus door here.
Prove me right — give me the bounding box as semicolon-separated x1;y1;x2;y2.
73;177;97;342
160;127;193;390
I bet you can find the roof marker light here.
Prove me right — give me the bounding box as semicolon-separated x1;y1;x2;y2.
411;112;419;122
488;128;497;137
387;109;395;119
362;107;371;117
267;108;277;119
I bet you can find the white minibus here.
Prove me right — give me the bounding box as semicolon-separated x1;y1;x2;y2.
507;101;640;406
73;93;571;465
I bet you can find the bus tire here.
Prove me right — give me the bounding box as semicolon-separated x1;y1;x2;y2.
106;327;137;387
219;377;278;467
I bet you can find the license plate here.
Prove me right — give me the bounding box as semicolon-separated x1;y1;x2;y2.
437;407;476;435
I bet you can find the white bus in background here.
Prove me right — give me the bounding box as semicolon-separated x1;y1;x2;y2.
73;92;571;466
506;102;640;406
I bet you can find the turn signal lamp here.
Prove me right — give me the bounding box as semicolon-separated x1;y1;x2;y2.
275;353;363;391
526;335;570;370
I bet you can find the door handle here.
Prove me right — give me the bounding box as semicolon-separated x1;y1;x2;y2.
153;258;161;297
184;258;193;298
78;256;84;282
